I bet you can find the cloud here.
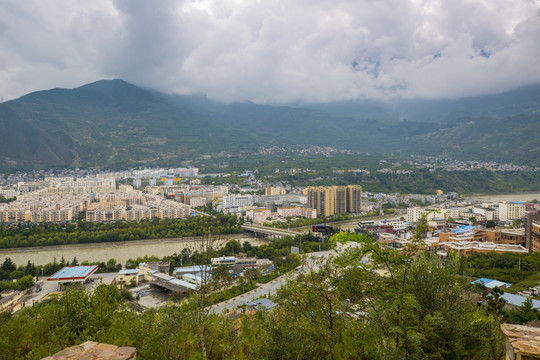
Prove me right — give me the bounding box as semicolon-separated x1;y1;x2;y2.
0;0;539;102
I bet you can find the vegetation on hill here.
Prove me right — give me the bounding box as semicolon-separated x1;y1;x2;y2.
0;233;510;360
0;80;539;171
461;252;540;294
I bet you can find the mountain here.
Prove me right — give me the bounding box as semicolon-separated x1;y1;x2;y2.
0;80;266;170
304;84;540;122
0;80;539;171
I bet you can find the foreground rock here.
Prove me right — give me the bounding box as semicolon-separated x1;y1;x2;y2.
42;341;136;360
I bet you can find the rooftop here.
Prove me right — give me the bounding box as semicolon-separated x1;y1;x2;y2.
471;278;512;288
48;265;98;281
502;293;540;309
118;269;139;275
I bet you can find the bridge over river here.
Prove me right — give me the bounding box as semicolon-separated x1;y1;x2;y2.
241;224;306;239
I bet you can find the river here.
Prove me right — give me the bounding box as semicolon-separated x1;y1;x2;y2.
465;193;540;203
0;234;269;266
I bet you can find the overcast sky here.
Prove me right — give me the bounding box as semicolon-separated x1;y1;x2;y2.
1;0;539;103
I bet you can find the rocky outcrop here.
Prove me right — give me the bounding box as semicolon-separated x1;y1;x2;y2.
42;341;136;360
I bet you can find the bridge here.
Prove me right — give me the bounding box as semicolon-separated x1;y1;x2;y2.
241;224;305;239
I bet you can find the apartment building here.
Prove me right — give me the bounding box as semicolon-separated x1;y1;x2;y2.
347;185;363;213
0;194;88;223
266;186;286;196
527;214;540;253
223;195;256;209
499;201;526;222
276;206;317;219
306;185;362;217
245;208;272;224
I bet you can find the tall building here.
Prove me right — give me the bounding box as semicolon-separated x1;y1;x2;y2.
347;185;362;213
334;186;347;214
499;201;526;222
526;214;540;252
306;185;362;217
307;186;335;217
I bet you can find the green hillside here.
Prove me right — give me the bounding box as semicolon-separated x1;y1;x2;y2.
0;80;539;171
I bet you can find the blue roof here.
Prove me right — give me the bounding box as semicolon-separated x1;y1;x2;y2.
513;201;525;204
452;225;475;234
119;269;139;275
174;265;211;273
471;278;512;288
48;265;98;281
501;293;540;308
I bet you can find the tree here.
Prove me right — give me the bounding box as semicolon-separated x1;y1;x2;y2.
222;240;241;256
511;218;525;229
507;297;538;324
187;235;219;358
486;220;496;228
106;258;117;272
212;265;232;288
485;287;506;316
326;228;504;359
244;268;261;288
1;257;16;273
24;261;36;276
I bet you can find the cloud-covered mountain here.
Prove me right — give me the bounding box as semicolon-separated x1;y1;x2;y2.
0;79;539;171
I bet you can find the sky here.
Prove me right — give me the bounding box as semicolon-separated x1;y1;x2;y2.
1;0;539;103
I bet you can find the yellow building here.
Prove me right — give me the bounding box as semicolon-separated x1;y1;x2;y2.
266;186;286;196
307;185;362;217
347;185;362;214
307;186;335;217
0;290;23;314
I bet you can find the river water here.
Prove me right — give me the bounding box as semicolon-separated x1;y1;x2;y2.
0;235;269;266
466;193;540;203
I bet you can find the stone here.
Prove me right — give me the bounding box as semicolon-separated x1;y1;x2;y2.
42;342;136;360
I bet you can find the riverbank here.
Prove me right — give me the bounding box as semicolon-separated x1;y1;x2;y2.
465;192;540;203
0;234;268;266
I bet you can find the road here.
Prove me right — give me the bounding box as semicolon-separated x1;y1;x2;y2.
209;249;336;314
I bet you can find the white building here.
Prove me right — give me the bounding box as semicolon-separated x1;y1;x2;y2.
0;188;17;198
188;196;207;208
499;201;526;222
223;195;256;209
406;207;441;222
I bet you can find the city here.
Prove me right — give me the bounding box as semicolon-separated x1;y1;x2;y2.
1;0;540;359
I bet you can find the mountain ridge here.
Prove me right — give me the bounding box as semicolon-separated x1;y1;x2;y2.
0;79;539;171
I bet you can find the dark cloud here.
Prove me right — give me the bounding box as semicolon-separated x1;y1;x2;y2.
0;0;539;102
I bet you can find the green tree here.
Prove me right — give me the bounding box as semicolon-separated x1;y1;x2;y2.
1;257;16;273
507;297;538;324
24;261;36;276
106;258;117;272
486;220;496;228
485;287;506;317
